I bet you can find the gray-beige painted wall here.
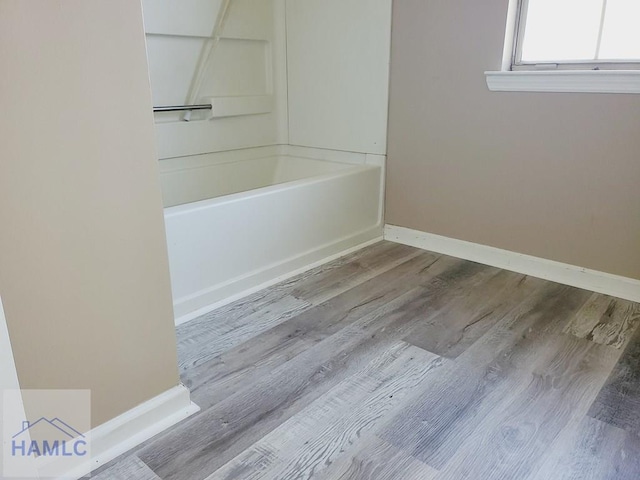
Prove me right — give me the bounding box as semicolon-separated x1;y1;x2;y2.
386;0;640;280
0;0;180;426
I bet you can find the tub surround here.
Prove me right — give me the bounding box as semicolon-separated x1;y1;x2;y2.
144;0;289;159
144;0;393;324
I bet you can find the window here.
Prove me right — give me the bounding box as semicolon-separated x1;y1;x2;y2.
514;0;640;70
485;0;640;93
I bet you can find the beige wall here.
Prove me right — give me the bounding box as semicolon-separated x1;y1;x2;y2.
386;0;640;280
0;0;180;426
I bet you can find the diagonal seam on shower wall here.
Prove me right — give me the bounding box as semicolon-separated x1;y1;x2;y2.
182;0;234;121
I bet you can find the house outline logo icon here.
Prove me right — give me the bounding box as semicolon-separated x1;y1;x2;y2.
11;417;88;458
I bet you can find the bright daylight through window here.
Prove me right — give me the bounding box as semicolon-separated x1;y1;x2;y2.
485;0;640;93
515;0;640;68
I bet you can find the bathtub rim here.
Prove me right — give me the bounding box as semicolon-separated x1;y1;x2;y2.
159;151;353;173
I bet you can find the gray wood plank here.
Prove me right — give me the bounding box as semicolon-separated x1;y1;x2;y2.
318;435;438;480
139;287;437;480
564;294;640;349
89;242;640;480
139;257;496;480
291;241;425;305
404;269;532;358
96;245;422;475
182;252;492;411
531;416;640;480
379;282;596;469
207;342;441;480
176;242;421;371
179;242;413;334
432;336;620;480
177;294;311;371
182;251;445;409
88;456;161;480
588;312;640;435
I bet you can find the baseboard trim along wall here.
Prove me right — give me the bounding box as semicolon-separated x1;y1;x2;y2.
61;384;199;480
384;225;640;303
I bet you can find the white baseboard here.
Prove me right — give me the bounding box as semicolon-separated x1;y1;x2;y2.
174;232;384;326
59;384;199;480
384;225;640;303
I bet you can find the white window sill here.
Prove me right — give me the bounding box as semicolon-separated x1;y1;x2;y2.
485;70;640;94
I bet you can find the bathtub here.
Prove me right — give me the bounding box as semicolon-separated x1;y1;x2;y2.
161;151;384;323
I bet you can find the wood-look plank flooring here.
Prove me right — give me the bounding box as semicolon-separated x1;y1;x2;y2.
91;241;640;480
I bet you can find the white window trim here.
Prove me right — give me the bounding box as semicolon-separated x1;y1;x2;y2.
486;70;640;94
485;0;640;94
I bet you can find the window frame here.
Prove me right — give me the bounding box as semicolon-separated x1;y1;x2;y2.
511;0;640;71
485;0;640;93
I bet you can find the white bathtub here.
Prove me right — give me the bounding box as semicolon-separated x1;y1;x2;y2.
161;151;384;323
